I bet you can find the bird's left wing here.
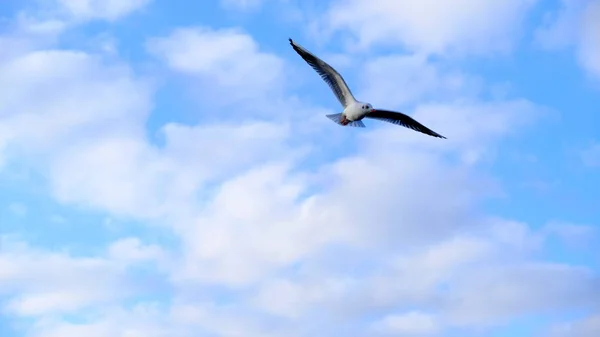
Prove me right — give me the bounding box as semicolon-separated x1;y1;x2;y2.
289;38;357;108
366;109;446;139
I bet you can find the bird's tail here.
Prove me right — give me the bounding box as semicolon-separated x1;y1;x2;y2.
325;113;365;128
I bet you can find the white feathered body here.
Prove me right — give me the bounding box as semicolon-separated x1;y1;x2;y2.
343;101;372;121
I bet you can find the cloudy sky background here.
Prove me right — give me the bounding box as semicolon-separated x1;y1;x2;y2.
1;0;599;336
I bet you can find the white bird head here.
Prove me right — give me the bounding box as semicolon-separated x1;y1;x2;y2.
361;103;374;113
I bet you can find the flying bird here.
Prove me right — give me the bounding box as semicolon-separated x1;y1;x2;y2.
289;38;446;139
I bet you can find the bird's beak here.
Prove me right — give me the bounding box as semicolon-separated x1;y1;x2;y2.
370;108;376;113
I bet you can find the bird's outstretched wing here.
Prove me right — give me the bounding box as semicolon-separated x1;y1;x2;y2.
366;109;446;139
289;38;356;108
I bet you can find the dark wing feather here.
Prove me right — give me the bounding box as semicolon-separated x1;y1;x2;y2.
366;109;446;139
289;38;356;108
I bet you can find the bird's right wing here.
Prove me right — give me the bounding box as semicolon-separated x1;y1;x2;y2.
289;38;357;108
366;109;446;139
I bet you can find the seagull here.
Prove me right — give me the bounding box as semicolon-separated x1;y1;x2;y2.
289;38;446;139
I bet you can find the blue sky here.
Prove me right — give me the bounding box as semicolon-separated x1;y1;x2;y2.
1;0;599;336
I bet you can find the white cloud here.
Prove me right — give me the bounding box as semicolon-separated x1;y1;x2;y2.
543;221;597;247
0;49;151;153
372;311;440;336
536;0;600;79
147;27;285;107
0;27;296;220
27;303;171;337
47;121;295;219
0;238;164;317
358;54;481;108
107;237;165;264
535;0;588;49
320;0;539;55
550;314;600;337
13;218;591;336
579;1;600;78
174;161;320;286
4;225;595;337
0;47;166;219
55;0;152;22
0;15;65;65
9;0;151;39
360;99;541;166
444;263;599;327
241;219;590;330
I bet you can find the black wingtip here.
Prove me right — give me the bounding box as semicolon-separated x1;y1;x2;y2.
289;38;293;44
